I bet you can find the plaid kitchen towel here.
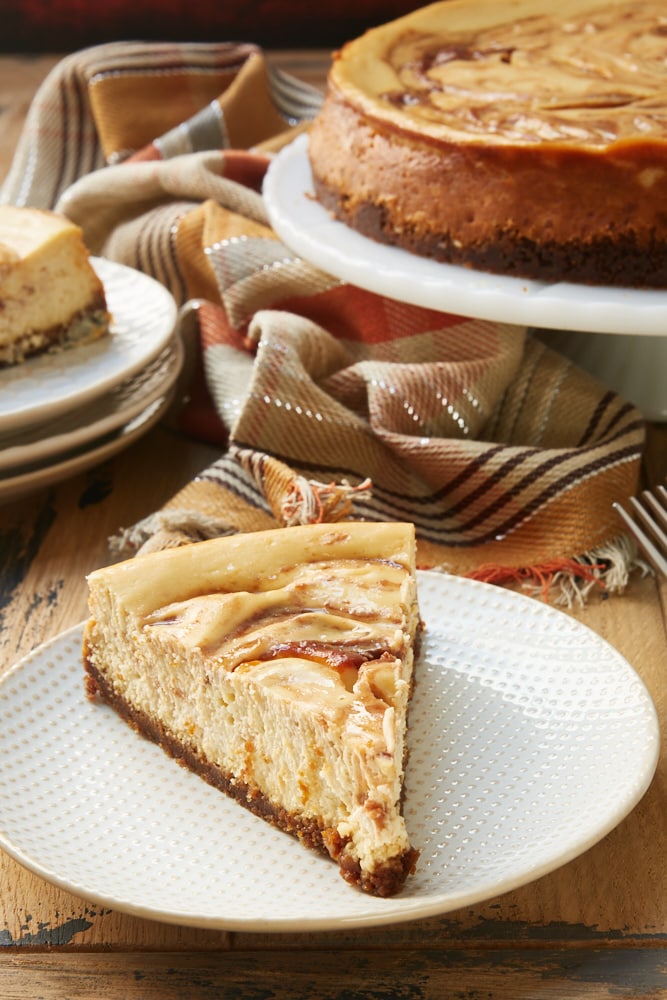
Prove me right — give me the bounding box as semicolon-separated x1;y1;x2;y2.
2;42;647;603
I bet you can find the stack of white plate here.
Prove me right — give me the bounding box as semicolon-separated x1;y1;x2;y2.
0;258;183;504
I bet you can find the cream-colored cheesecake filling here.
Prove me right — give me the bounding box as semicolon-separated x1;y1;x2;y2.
86;618;412;870
85;524;420;876
0;205;109;360
335;0;667;147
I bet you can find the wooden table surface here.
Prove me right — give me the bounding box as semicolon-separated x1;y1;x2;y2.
1;52;666;1000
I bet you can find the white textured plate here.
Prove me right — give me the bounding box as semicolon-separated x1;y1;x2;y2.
0;258;178;433
264;134;667;336
0;573;658;932
0;336;184;473
0;392;174;504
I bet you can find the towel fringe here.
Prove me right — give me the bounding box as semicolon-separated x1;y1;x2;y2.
109;508;237;556
280;476;373;527
467;532;652;607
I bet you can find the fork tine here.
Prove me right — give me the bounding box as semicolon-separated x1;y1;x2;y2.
612;498;667;578
641;485;667;532
630;491;667;541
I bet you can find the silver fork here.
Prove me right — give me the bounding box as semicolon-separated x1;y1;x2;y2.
613;483;667;578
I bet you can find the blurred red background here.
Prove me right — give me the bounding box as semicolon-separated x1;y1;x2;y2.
0;1;423;51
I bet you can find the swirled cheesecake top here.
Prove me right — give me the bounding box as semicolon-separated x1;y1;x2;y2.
330;0;667;148
86;522;420;716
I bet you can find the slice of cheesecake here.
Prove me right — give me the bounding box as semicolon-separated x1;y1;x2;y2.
83;522;422;897
0;205;110;365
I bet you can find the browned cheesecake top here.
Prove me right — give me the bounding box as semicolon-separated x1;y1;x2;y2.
331;0;667;148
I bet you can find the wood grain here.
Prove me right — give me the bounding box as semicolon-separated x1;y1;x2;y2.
1;949;666;999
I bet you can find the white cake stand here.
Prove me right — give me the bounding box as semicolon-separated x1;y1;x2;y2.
264;133;667;420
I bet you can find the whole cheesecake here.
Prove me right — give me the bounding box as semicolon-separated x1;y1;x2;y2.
308;0;667;286
83;522;422;897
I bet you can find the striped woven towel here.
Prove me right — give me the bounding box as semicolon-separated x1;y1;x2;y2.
2;41;646;602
